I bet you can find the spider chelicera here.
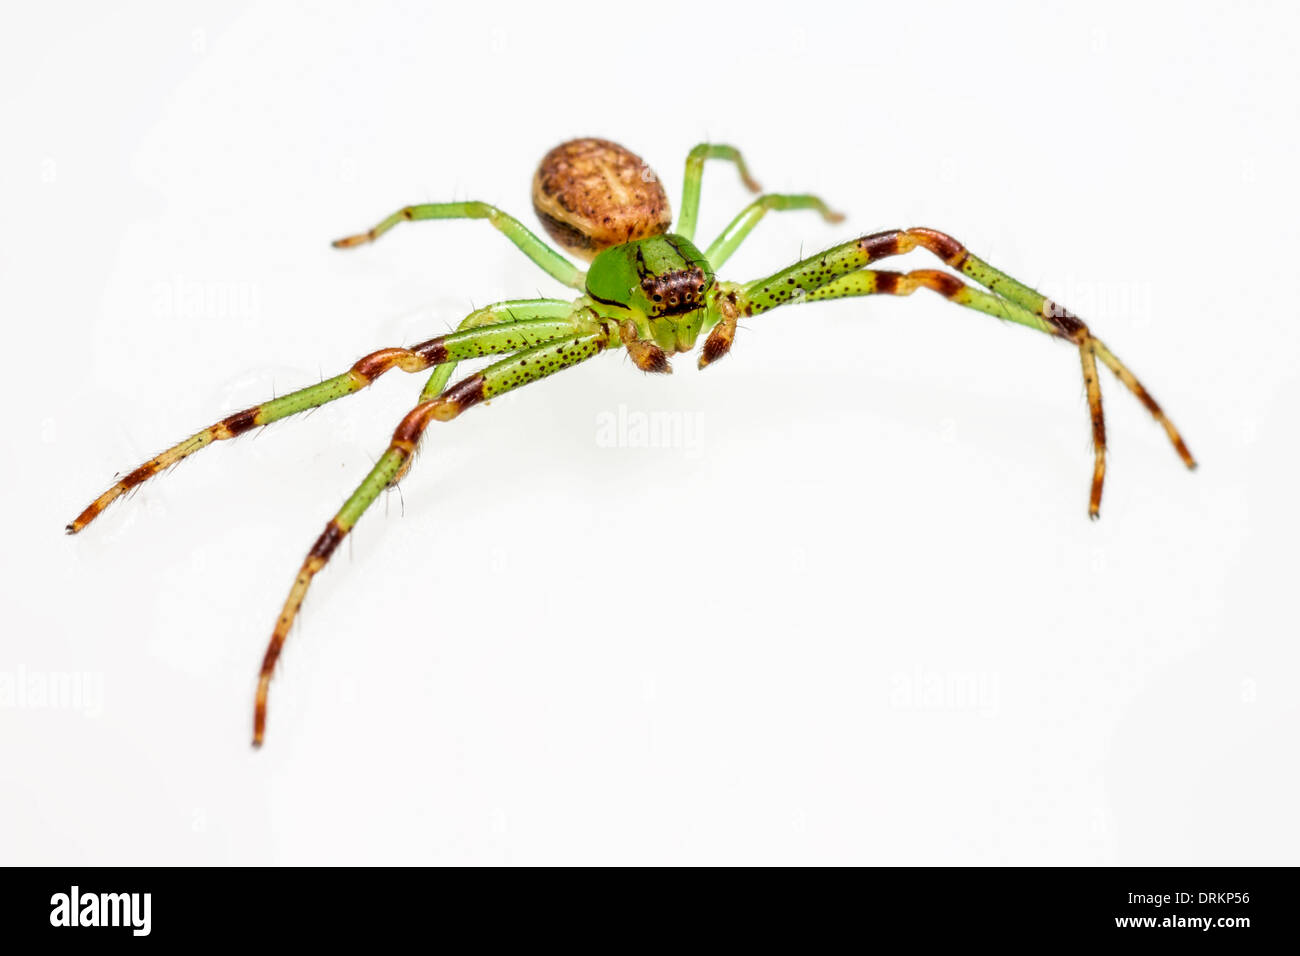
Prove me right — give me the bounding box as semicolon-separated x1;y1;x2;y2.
67;138;1196;745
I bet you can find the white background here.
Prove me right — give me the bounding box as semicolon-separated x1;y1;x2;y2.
3;1;1296;865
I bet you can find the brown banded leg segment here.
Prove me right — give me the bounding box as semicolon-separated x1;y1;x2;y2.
744;227;1087;331
417;298;575;401
1091;339;1196;469
253;320;614;745
737;230;1194;515
66;313;581;534
1079;342;1108;518
797;268;1108;516
854;228;1195;471
800;268;1049;326
798;267;1113;514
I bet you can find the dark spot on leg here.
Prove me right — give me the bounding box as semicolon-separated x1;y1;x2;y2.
308;521;344;562
858;230;902;261
221;408;259;436
1132;383;1163;416
120;462;157;489
393;407;430;446
916;270;965;298
439;373;487;412
411;338;450;364
873;270;903;295
907;228;967;265
1046;305;1088;341
352;348;407;381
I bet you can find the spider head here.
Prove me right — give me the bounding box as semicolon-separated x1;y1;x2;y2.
585;235;715;353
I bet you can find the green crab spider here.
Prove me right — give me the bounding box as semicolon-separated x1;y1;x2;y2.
67;138;1197;746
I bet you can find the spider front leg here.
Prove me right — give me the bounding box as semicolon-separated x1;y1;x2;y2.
253;312;618;745
66;300;576;532
333;201;586;289
801;269;1113;517
710;229;1196;517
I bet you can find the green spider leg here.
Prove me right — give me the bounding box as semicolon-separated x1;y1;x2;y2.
253;307;617;744
706;228;1196;518
675;144;762;242
704;194;845;270
418;298;574;400
333;201;585;290
66;300;577;533
796;270;1112;478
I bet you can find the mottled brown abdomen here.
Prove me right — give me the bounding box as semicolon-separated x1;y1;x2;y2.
532;138;672;262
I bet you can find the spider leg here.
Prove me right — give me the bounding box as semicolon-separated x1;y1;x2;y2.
253;313;617;745
676;144;763;242
332;201;585;289
802;269;1114;517
718;240;1195;518
1079;340;1108;517
414;298;588;399
1090;338;1195;468
873;229;1193;468
704;194;845;271
66;301;579;533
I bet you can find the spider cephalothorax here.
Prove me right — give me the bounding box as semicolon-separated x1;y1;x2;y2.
68;138;1196;746
585;235;715;360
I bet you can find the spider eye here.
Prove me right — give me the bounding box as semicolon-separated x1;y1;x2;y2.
652;294;662;302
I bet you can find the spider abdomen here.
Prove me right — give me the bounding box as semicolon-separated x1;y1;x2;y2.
531;138;672;262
